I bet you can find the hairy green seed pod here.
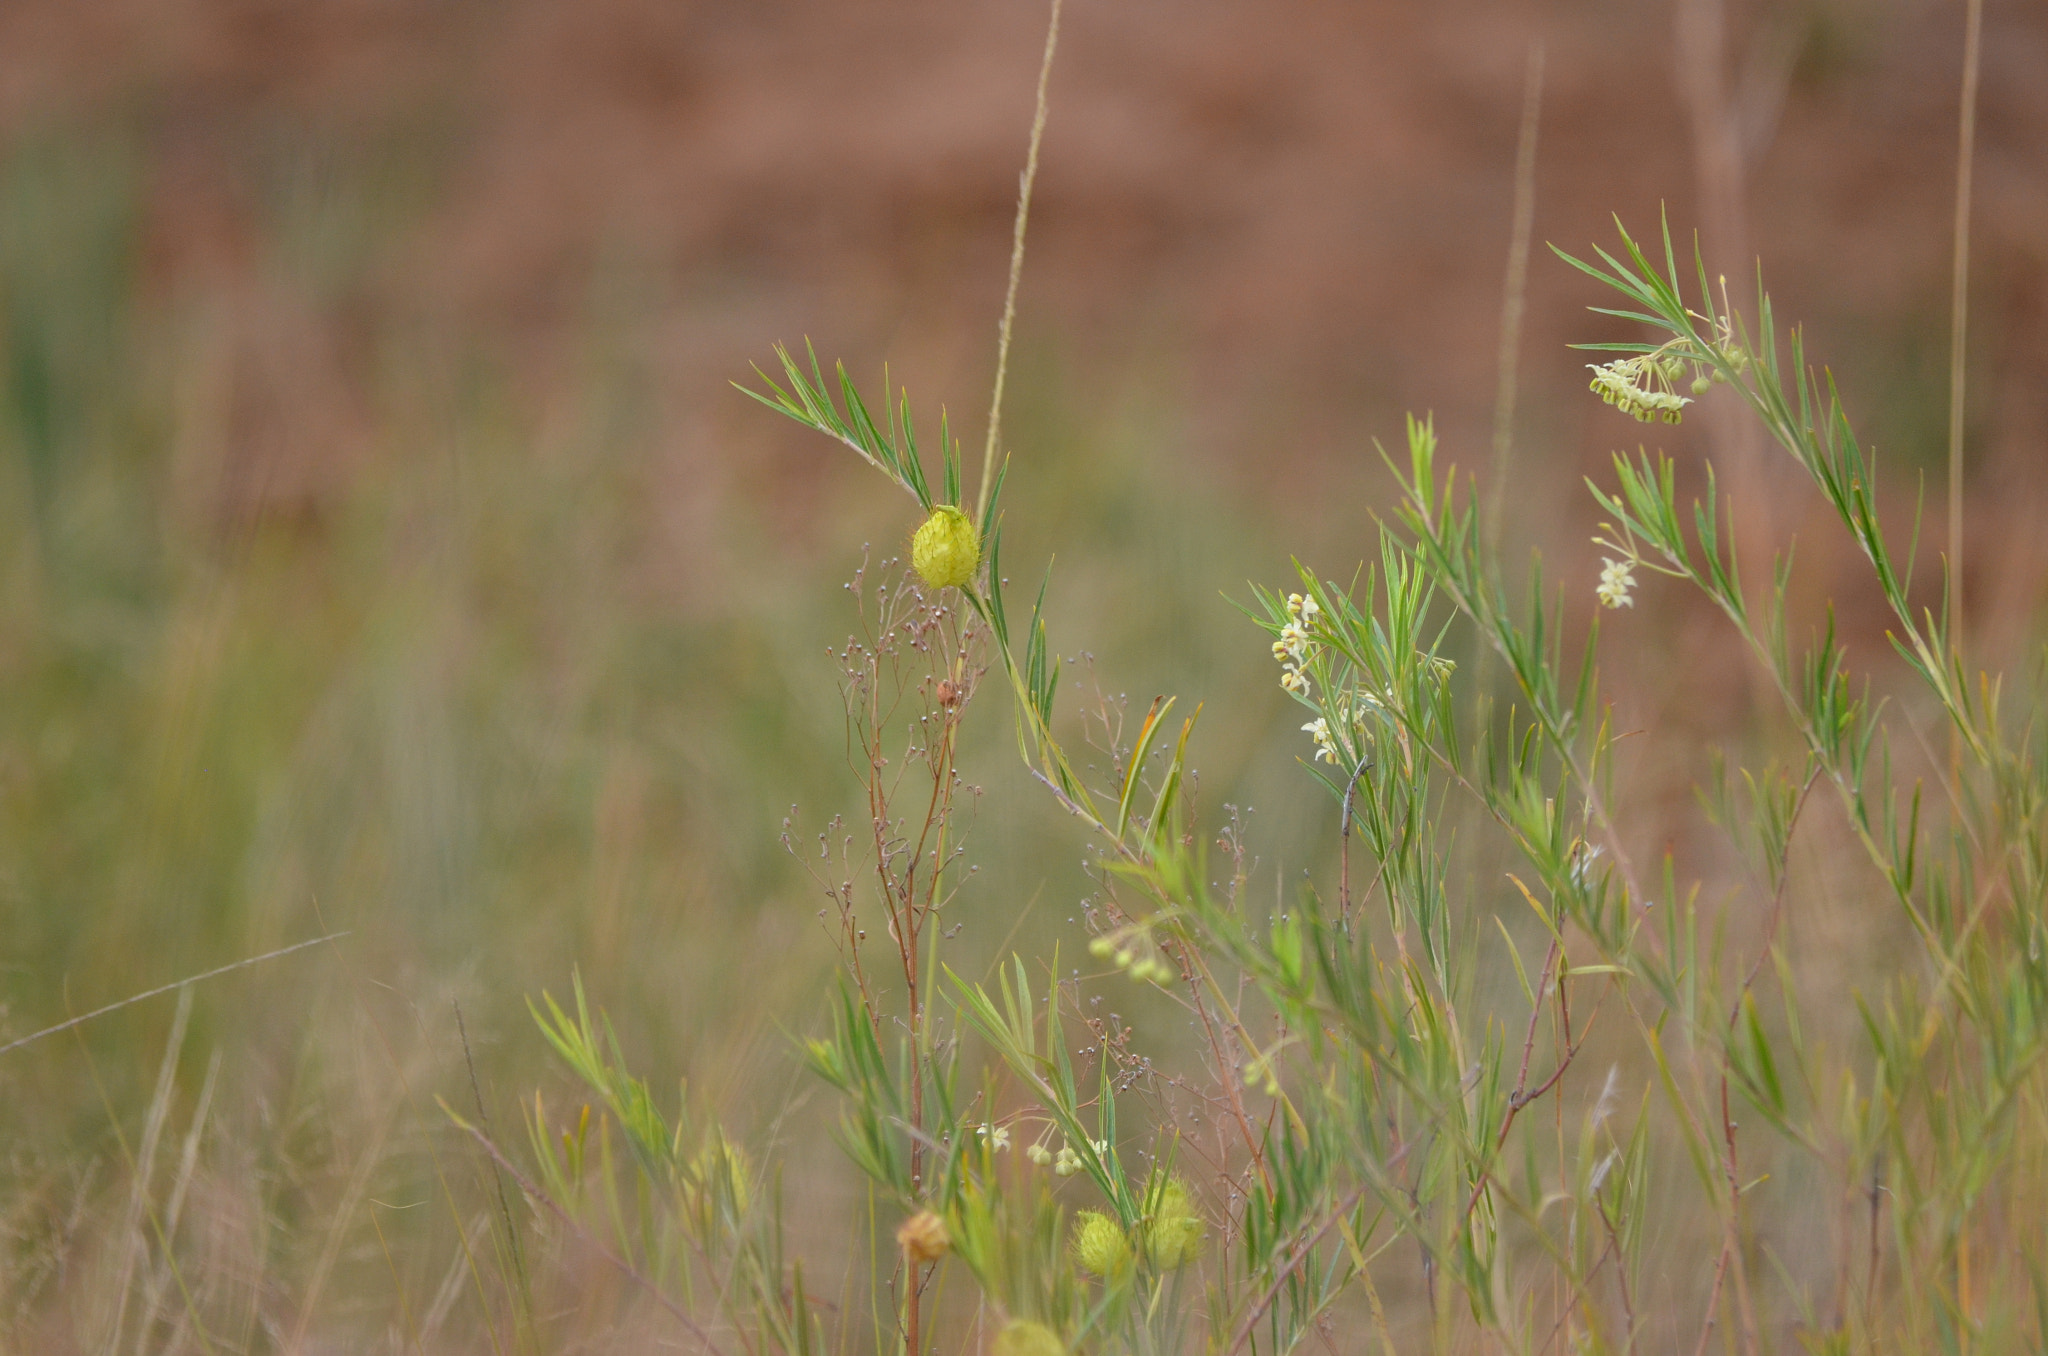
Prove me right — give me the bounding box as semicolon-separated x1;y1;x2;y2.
1143;1177;1206;1269
1072;1211;1133;1278
912;505;980;590
993;1320;1067;1356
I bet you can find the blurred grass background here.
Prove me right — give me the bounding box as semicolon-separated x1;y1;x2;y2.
0;0;2043;1347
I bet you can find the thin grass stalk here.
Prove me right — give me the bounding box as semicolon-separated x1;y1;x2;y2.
1946;0;1983;785
1483;39;1545;555
978;0;1064;526
0;933;343;1061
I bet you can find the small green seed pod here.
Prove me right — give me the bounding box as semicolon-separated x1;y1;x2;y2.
1143;1177;1206;1269
912;505;980;591
993;1320;1067;1356
1072;1211;1133;1278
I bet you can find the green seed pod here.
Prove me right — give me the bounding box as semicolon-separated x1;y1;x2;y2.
993;1320;1067;1356
1072;1211;1133;1278
912;505;980;591
1143;1178;1206;1270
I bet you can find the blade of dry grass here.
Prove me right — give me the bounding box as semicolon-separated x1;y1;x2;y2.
0;933;346;1061
1946;0;1984;668
131;1047;222;1356
108;985;192;1354
976;0;1063;524
1484;39;1545;554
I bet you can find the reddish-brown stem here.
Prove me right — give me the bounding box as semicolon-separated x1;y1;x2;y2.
1596;1195;1638;1350
1534;1227;1621;1356
1173;940;1272;1182
1336;752;1373;928
1226;1184;1371;1354
1693;771;1817;1356
1464;942;1576;1222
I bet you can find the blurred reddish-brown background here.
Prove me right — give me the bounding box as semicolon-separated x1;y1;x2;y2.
5;0;2042;524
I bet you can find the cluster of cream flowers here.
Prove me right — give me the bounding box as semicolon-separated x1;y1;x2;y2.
1271;592;1321;695
1301;716;1336;763
1301;689;1386;765
1596;557;1637;609
1585;352;1694;424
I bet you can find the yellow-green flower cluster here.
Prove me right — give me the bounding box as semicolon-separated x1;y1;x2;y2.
1088;933;1173;985
911;505;980;590
1025;1137;1097;1176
